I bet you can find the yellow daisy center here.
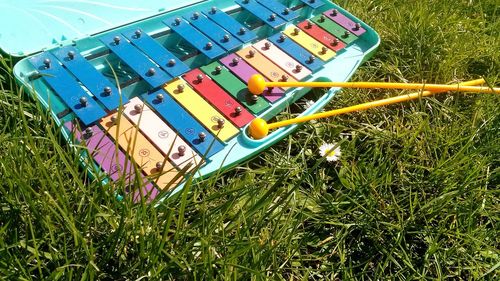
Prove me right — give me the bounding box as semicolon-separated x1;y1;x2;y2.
326;149;336;157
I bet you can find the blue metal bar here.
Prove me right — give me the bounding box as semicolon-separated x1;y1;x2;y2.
203;7;257;43
52;46;128;110
99;34;172;88
142;91;224;158
298;0;325;9
28;53;106;125
163;17;225;60
183;12;243;52
122;28;190;78
268;33;324;72
256;0;299;22
235;0;286;29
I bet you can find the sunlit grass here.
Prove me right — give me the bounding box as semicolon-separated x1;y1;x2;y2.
1;0;499;279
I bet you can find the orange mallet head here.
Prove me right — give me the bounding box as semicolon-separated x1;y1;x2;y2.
248;118;269;140
248;74;267;95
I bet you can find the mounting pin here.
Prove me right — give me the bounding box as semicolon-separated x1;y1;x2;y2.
103;86;112;96
178;145;186;157
79;96;88;107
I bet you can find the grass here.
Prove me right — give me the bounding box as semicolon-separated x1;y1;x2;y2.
0;0;499;279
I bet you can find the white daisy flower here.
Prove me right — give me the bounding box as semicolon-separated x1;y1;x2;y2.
319;143;341;162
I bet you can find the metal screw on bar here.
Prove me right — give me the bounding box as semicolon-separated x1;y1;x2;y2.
217;118;225;129
134;104;143;113
43;58;51;68
264;42;271;49
239;27;246;35
295;64;303;73
269;13;276;21
198;132;206;142
205;42;213;50
197;74;204;83
67;51;75;60
234;106;242;116
243;0;249;4
283;8;290;15
211;7;217;14
309;0;316;3
104;86;112;96
177;83;185;93
174;17;182;25
168;58;176;66
147;68;156;76
344;30;350;38
113;36;121;44
293;27;300;35
193;12;200;19
223;34;230;42
110;115;117;124
156;93;164;102
331;9;338;16
135;29;142;38
84;127;93;137
155;162;163;170
332;38;339;46
250;94;258;104
215;65;222;74
248;49;256;57
306;21;313;29
232;57;239;65
321;46;328;54
308;55;316;64
279;34;286;42
178;145;186;157
79;96;88;107
354;22;361;31
281;74;289;82
319;15;325;22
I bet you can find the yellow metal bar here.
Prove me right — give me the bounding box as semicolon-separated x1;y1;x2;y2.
267;78;487;130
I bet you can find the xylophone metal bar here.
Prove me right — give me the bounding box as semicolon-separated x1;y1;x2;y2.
324;9;367;37
203;7;257;43
253;39;312;81
298;0;325;9
122;28;190;78
235;0;286;29
267;33;324;72
100;34;172;88
283;25;336;61
200;61;270;114
28;53;106;125
163;79;240;142
183;12;243;52
256;0;299;22
219;54;285;103
297;21;346;52
100;113;182;189
236;46;297;90
52;46;127;110
142;90;224;158
311;15;358;45
163;17;225;60
184;69;254;128
122;97;203;170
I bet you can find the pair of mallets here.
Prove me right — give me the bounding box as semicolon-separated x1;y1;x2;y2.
246;74;499;139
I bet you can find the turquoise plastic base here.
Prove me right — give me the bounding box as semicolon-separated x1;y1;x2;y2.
11;0;380;201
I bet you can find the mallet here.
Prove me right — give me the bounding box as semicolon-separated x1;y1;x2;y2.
248;78;492;139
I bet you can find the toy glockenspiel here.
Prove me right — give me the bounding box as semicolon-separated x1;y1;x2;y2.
4;0;380;201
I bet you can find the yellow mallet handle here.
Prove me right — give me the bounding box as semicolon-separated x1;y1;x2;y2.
248;78;487;139
247;74;499;95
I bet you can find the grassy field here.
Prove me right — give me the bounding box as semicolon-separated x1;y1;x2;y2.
0;0;499;279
